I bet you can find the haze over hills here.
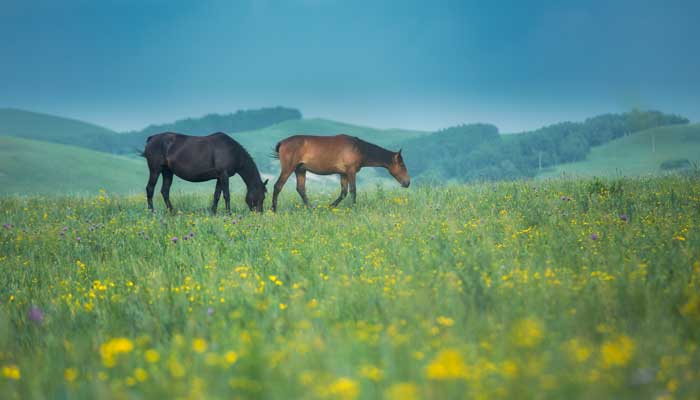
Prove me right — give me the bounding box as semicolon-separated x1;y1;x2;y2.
0;107;697;196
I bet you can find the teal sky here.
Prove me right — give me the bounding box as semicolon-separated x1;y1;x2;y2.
1;0;698;132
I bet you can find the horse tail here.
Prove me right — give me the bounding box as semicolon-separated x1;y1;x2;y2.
138;135;155;157
269;141;281;159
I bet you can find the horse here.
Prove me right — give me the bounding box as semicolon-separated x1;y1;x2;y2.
141;132;268;213
270;134;410;211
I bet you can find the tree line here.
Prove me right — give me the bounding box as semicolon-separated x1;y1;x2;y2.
399;110;689;182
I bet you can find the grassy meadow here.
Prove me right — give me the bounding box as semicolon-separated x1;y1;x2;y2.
1;176;699;399
540;124;700;179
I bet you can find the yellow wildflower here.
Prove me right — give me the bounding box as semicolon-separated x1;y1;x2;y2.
385;382;420;400
436;316;454;327
64;368;78;382
601;335;635;368
359;364;384;381
563;338;592;363
224;351;239;365
511;318;544;348
144;349;160;363
326;377;359;400
192;338;208;353
134;368;148;382
2;365;21;380
425;349;469;380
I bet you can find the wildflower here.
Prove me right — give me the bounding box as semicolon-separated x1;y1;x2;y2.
326;377;359;400
279;303;288;310
144;349;160;363
619;214;628;222
76;236;81;242
436;316;454;327
511;318;544;348
2;365;20;380
168;358;186;378
207;307;214;316
192;338;208;353
171;236;178;244
385;382;419;400
99;337;134;367
64;368;78;382
560;195;571;201
224;351;238;365
601;335;635;368
2;223;11;229
359;364;383;381
563;338;591;363
134;368;148;382
28;306;44;324
590;233;598;241
425;349;469;380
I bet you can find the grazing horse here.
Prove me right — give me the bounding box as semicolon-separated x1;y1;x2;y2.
142;132;268;213
271;134;410;211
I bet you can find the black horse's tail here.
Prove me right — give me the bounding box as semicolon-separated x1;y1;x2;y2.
269;141;281;159
138;135;155;158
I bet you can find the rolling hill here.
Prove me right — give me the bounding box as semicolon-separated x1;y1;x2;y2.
0;136;146;195
538;123;700;178
0;108;122;152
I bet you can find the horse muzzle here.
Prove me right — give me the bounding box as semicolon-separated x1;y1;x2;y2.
401;180;411;188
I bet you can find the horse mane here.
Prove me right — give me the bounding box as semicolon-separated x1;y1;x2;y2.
213;132;263;187
350;136;394;165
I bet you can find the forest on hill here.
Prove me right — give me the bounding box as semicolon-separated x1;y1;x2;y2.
399;110;689;182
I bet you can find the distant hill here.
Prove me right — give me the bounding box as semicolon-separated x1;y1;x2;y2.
398;110;689;182
538;123;700;178
0;136;145;195
0;108;122;152
118;107;303;151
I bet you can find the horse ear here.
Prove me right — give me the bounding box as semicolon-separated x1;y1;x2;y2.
263;179;269;186
398;148;402;156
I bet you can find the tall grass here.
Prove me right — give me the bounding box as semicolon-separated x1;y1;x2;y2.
1;177;699;399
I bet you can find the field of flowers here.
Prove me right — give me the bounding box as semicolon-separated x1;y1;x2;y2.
1;177;699;399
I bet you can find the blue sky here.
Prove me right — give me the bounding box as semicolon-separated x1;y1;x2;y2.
1;0;698;132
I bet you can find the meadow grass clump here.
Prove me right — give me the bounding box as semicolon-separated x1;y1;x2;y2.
1;176;699;399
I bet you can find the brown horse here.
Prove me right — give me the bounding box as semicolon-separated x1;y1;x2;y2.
271;134;410;211
142;132;268;213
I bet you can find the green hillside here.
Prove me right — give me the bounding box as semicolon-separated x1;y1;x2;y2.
0;136;147;195
0;108;121;152
538;123;700;179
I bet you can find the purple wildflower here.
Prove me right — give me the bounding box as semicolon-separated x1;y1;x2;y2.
171;236;179;244
76;237;81;242
590;233;598;241
183;235;188;241
28;306;44;324
2;223;11;230
189;232;195;238
619;214;628;222
207;307;214;316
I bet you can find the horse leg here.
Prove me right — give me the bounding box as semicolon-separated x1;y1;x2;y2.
295;166;310;207
211;179;222;214
161;169;174;212
146;169;160;211
271;167;293;212
330;174;348;207
220;174;231;214
348;171;357;204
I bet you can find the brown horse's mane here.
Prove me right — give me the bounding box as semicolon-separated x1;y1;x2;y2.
350;136;394;166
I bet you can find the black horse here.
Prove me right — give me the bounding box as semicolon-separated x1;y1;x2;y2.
142;132;268;213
